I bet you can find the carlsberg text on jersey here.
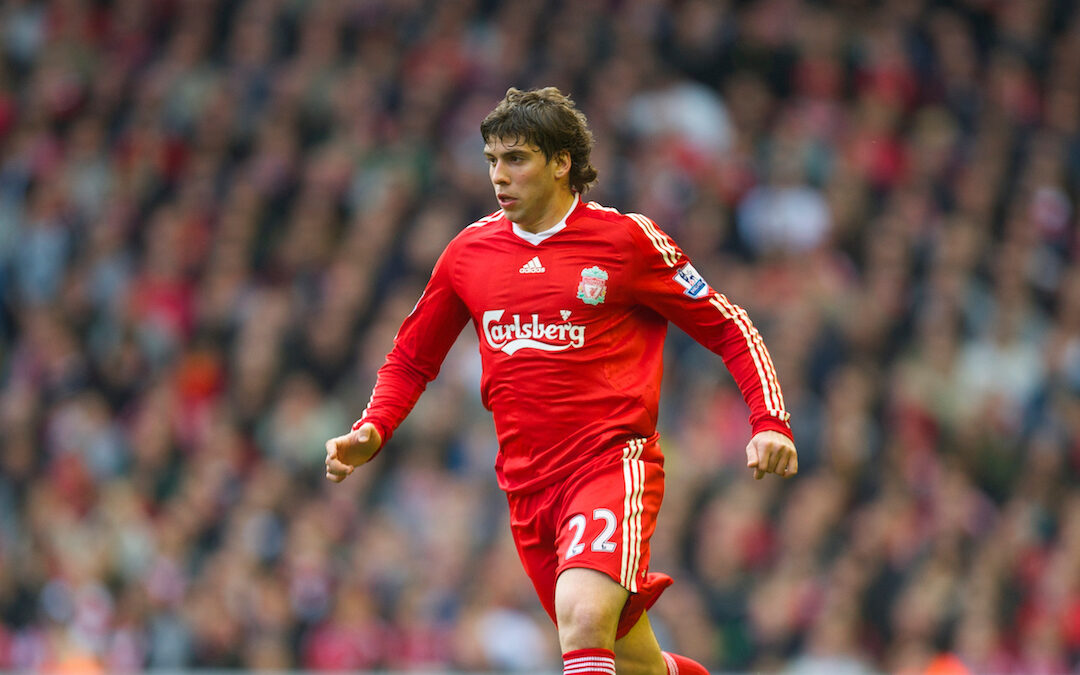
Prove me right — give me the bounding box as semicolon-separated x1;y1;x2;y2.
482;310;586;355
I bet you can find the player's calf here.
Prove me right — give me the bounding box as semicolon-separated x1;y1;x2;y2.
613;652;667;675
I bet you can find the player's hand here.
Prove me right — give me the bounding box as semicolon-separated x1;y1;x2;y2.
746;430;798;480
324;423;383;483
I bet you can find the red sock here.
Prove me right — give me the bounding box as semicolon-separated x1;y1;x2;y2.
662;651;710;675
563;648;616;675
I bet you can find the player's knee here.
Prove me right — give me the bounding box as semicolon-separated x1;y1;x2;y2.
555;568;629;650
556;597;621;649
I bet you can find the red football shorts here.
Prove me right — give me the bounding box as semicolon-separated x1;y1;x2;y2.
506;437;673;639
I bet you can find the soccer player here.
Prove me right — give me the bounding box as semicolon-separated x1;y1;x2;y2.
325;87;797;674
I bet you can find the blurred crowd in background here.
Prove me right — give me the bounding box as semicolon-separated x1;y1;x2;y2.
0;0;1079;672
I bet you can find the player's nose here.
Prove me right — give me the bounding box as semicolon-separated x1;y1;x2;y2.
490;160;510;185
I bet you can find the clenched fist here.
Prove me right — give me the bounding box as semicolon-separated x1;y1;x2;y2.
745;429;798;480
324;422;383;482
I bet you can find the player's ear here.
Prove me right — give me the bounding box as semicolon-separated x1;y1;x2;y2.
553;150;571;178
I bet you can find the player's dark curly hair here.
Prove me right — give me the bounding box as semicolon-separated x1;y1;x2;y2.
480;87;598;194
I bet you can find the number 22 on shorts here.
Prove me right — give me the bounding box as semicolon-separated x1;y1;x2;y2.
565;508;618;559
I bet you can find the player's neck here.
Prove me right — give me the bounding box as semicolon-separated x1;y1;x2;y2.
516;190;577;235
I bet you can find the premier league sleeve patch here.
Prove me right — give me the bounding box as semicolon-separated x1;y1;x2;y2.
672;263;710;299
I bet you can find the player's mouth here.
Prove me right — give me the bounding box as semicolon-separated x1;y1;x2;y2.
497;194;518;208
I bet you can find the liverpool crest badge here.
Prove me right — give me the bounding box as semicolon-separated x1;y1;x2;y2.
577;266;608;306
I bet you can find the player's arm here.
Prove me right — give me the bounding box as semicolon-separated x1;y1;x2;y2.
324;247;471;481
626;214;797;479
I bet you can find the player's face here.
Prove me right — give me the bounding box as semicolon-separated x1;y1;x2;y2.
484;137;569;232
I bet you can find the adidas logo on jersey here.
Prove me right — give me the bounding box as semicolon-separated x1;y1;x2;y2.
519;256;546;273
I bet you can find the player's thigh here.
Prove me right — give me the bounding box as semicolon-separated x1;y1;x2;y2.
614;611;666;675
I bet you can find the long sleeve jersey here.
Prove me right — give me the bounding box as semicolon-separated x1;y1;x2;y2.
356;196;792;494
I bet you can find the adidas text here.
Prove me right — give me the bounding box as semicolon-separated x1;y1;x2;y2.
519;256;546;273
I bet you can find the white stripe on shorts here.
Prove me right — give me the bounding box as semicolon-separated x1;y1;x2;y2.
620;438;647;591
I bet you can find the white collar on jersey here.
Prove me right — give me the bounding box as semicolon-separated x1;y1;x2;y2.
510;193;579;246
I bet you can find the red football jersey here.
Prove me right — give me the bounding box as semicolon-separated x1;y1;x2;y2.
356;196;791;493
